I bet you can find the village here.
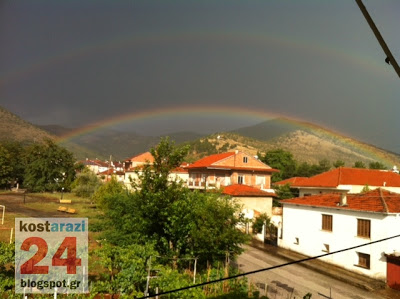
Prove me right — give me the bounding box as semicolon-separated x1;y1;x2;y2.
79;149;400;296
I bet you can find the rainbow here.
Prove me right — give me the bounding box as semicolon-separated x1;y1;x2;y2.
0;30;394;87
56;105;398;167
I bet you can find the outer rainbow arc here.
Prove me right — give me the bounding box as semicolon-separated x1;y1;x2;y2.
0;31;391;86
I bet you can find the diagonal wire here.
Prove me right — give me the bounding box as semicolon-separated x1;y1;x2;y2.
137;233;400;298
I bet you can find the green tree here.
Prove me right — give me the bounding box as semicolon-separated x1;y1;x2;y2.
92;242;157;297
333;160;345;168
273;183;297;200
260;149;297;183
24;139;77;192
0;141;26;189
353;161;366;168
0;145;13;188
314;159;331;175
361;184;371;193
369;161;387;170
71;168;103;198
0;242;14;294
99;138;249;265
296;161;313;177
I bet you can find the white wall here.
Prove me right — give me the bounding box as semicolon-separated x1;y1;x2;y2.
278;204;400;280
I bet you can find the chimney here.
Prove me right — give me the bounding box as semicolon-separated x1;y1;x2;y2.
340;193;348;206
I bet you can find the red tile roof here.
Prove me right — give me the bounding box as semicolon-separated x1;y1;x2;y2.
98;169;125;176
126;152;155;163
289;167;400;188
222;184;276;197
274;177;309;186
281;188;400;213
187;152;278;172
188;152;235;168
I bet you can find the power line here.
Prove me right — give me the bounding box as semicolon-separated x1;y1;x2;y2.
137;233;400;298
354;0;400;78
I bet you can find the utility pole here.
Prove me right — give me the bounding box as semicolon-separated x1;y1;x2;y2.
145;256;152;297
354;0;400;78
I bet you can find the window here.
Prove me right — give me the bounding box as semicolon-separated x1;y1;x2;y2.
357;219;371;238
322;214;333;231
243;156;248;163
238;175;244;184
356;252;370;269
256;175;265;185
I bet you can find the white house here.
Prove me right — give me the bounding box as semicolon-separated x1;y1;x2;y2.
275;167;400;196
279;188;400;288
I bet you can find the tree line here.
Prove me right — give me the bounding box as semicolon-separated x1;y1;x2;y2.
0;139;79;192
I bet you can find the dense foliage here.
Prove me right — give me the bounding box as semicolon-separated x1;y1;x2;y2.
71;167;103;198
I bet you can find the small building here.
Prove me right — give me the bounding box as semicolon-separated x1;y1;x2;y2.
222;184;276;242
279;188;400;287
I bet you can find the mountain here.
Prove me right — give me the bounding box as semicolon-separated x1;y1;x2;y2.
3;105;400;168
0;106;54;144
42;125;205;161
224;118;400;167
182;118;400;168
0;106;102;159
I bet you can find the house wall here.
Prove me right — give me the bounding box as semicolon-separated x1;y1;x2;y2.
299;185;400;197
168;172;189;184
278;204;400;280
214;152;267;169
233;196;273;218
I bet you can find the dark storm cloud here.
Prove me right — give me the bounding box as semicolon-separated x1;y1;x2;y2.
0;0;399;151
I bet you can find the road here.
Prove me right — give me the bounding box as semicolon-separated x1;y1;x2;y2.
237;245;396;299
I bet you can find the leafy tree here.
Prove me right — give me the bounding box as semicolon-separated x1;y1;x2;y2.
23;139;77;192
353;161;366;168
296;161;313;177
369;161;387;170
98;138;249;266
92;175;125;206
273;183;297;200
0;242;14;294
0;145;13;188
296;160;331;177
314;159;331;174
333;160;345;168
0;141;26;189
71;168;103;198
260;149;297;183
92;242;157;297
361;184;371;193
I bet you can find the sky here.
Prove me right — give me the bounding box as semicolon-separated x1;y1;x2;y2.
1;0;399;152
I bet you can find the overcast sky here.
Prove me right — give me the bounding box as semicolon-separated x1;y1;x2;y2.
1;0;399;151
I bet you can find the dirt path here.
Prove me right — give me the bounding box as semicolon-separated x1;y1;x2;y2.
0;193;62;218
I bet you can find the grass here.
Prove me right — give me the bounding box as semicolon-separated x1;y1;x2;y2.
0;192;103;242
